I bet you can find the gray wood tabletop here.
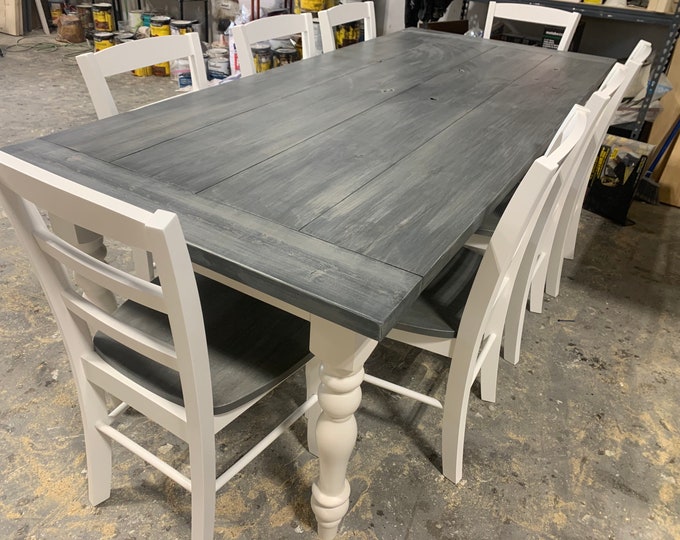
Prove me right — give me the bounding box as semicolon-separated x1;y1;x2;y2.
3;29;614;340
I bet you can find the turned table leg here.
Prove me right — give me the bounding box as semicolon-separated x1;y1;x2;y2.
308;316;377;540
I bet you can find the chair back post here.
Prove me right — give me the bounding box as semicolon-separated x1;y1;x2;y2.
76;33;209;119
483;1;581;52
233;13;316;77
452;107;588;400
318;1;376;54
556;40;652;263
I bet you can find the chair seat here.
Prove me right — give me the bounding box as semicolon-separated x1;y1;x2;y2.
395;248;482;339
94;274;312;415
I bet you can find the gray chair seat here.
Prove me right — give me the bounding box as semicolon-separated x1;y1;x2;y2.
94;274;312;415
395;248;482;339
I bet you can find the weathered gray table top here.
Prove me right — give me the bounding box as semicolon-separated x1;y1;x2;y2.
3;29;614;340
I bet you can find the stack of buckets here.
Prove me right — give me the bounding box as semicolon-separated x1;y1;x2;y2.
87;5;200;85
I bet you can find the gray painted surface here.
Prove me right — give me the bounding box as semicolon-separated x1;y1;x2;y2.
2;29;614;340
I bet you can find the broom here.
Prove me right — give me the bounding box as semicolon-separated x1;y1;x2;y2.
636;116;680;204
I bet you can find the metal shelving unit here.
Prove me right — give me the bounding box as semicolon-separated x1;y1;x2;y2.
461;0;680;139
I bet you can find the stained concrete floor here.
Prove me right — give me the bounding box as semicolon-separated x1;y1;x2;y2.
1;31;679;540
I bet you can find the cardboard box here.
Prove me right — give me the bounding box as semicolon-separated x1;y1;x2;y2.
658;137;680;207
584;134;655;224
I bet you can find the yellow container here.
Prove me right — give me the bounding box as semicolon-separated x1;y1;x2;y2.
299;0;325;12
132;66;154;77
92;3;113;32
251;42;272;73
93;31;114;51
150;16;171;76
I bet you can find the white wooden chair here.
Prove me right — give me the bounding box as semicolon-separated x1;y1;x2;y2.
76;33;209;120
499;98;610;365
232;13;316;77
466;73;627;366
76;33;210;281
483;1;581;52
363;106;588;483
552;40;653;287
463;44;651;366
0;151;316;540
318;1;377;54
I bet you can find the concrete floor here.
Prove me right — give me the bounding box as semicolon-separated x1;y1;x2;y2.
1;31;679;540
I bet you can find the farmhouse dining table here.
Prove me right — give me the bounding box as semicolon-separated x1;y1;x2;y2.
2;28;613;538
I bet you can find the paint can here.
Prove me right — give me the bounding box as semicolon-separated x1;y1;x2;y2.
48;1;63;25
128;9;143;30
149;15;170;35
93;31;115;51
113;31;134;43
132;63;154;77
298;0;325;12
170;19;194;35
76;4;94;37
92;3;114;32
142;12;154;26
273;47;298;67
251;42;272;73
150;16;171;76
207;47;229;79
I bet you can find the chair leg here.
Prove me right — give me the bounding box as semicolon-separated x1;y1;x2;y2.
545;240;566;298
440;370;472;484
479;338;502;403
81;383;113;505
305;357;322;456
188;438;216;540
529;258;547;313
545;204;574;298
503;281;530;366
563;187;586;261
503;240;539;366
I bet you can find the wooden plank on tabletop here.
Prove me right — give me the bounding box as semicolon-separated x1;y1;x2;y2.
106;34;502;192
46;29;495;163
202;44;551;229
303;52;614;282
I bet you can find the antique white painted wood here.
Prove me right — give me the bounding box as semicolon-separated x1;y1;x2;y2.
75;32;210;280
318;1;377;54
502;99;607;365
556;39;653;277
462;103;609;366
1;30;614;540
76;32;209;119
363;107;588;483
232;13;316;77
0;152;316;540
483;1;581;52
465;45;651;367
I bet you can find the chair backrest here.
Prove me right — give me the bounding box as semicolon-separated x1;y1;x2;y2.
451;106;587;382
599;40;652;140
76;33;210;119
483;1;581;52
0;151;213;425
232;13;316;77
560;41;652;254
318;1;377;54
